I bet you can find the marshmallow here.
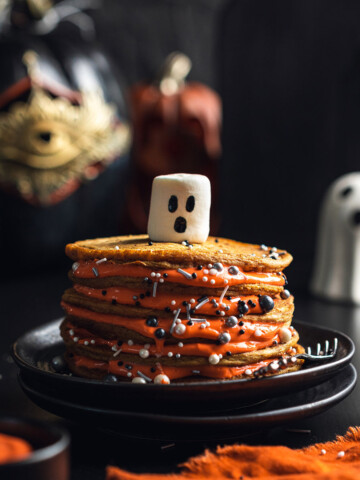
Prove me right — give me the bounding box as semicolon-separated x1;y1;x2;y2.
310;172;360;304
147;174;211;243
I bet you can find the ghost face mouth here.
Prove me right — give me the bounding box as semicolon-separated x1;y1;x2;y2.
174;216;187;233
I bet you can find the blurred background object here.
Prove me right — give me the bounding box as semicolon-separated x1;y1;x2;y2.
311;172;360;305
124;51;221;234
0;0;130;273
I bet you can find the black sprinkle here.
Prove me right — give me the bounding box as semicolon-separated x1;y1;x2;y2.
151;367;156;373
215;239;219;243
102;290;107;296
146;317;158;327
182;301;188;306
155;328;166;339
112;299;117;305
187;320;194;326
165;307;171;313
148;241;153;245
117;361;123;366
238;301;249;315
189;308;195;315
211;299;217;304
273;340;278;346
147;278;153;285
125;364;132;370
239;321;244;326
216;310;221;315
197;265;203;270
140;293;145;299
146;291;151;297
259;295;275;313
197;295;208;302
163;273;168;278
192;273;197;279
226;295;232;300
226;351;232;356
247;300;256;308
239;329;245;335
117;341;123;346
135;301;141;307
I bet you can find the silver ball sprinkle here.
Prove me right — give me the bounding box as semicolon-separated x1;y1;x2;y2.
226;316;238;328
218;332;231;344
228;266;239;275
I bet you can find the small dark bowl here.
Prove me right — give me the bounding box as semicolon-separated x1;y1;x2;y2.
0;418;70;480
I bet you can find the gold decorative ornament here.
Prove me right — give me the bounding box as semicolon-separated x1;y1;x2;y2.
0;51;130;205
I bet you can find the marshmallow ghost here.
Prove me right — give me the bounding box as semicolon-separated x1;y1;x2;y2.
147;173;211;243
310;172;360;304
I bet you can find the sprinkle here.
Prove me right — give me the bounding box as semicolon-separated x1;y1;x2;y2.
209;268;218;276
220;311;225;316
72;262;79;272
254;329;262;337
228;266;239;275
96;258;107;264
173;310;177;314
111;345;118;351
139;349;149;359
192;273;197;279
113;348;122;357
210;279;215;284
73;337;79;342
128;340;134;346
203;269;209;274
320;449;326;455
127;372;132;378
192;370;200;374
208;264;213;268
175;353;181;359
156;273;161;278
177;268;193;280
69;329;74;336
160;443;175;450
151;272;156;277
270;253;279;260
219;285;229;303
218;249;223;253
132;377;146;384
224;279;228;284
202;276;208;282
181;241;187;246
209;354;220;365
115;246;120;250
269;362;279;371
195;297;210;310
154;374;170;384
262;254;267;258
337;451;345;458
245;369;252;375
213;262;224;271
271;247;277;252
152;282;158;297
200;324;206;329
171;300;176;305
133;295;138;300
159;278;164;283
186;304;191;320
178;342;183;347
170;309;181;334
92;267;99;277
84;341;89;346
174;323;186;335
175;319;181;324
260;244;268;250
190;298;195;304
90;339;95;345
168;352;173;357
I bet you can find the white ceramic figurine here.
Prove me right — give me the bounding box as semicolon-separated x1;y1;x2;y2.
310;172;360;304
147;173;211;243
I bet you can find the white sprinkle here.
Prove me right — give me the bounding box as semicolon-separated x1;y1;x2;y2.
195;297;210;310
269;362;279;371
218;249;223;253
175;353;181;359
84;341;89;346
133;295;138;300
170;309;181;334
90;339;95;345
92;267;99;277
127;372;132;378
192;370;200;374
219;285;229;304
137;370;152;382
113;348;122;357
171;300;176;305
210;279;215;284
218;354;223;359
190;298;195;304
178;342;183;347
207;264;213;268
182;241;187;246
209;268;218;276
220;303;226;308
203;269;209;274
176;319;181;324
224;279;228;285
209;354;220;365
245;369;252;375
168;352;173;357
132;377;146;384
290;356;297;363
260;244;268;251
151;272;156;277
156;273;161;278
174;323;186;335
173;310;177;314
320;449;326;455
337;451;345;458
159;278;164;283
202;276;208;282
177;268;193;280
154;374;170;384
115;246;120;250
152;281;158;297
139;349;149;359
254;329;262;337
271;247;277;252
73;337;79;342
200;324;206;329
144;344;150;349
262;254;267;258
205;321;210;327
220;311;225;316
69;329;74;336
111;345;118;351
279;327;292;343
96;258;107;264
72;262;79;272
128;340;134;346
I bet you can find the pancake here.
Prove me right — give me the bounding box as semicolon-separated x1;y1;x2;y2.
61;234;303;383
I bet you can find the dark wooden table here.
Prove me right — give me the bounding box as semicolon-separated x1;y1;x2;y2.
1;270;359;479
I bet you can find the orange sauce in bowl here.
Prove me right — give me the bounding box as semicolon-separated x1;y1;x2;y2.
0;433;33;465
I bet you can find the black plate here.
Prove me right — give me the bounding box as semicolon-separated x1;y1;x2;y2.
18;365;357;441
13;319;355;414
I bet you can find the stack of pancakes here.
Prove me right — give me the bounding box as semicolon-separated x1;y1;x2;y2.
60;234;304;383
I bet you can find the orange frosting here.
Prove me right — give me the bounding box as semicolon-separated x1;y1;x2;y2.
72;261;285;288
73;284;264;315
0;433;32;465
72;353;278;380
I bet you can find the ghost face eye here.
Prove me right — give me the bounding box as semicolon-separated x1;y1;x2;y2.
168;195;178;213
340;186;352;198
186;195;195;212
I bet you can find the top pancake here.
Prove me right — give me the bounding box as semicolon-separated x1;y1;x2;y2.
66;235;292;272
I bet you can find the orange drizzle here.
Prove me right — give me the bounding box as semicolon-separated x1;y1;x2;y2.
62;302;285;348
0;433;33;465
72;261;285;288
73;284;264;315
72;353;278;380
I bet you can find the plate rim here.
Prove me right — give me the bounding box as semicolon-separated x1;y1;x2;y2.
12;317;355;390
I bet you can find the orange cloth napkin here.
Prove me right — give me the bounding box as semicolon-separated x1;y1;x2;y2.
106;427;360;480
